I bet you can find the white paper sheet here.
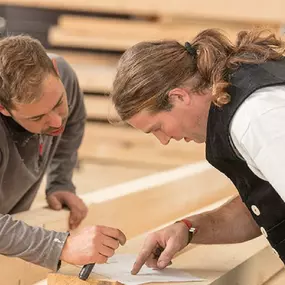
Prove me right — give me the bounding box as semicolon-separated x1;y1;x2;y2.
91;254;205;285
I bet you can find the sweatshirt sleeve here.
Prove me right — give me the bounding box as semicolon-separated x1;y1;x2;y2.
0;127;68;271
45;55;87;195
0;214;69;270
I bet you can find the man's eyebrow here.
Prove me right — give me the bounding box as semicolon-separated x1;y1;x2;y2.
27;93;64;119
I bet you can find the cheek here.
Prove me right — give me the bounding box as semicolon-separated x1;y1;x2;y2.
162;120;182;136
17;119;44;133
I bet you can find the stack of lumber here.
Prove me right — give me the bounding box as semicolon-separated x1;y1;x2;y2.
0;0;282;168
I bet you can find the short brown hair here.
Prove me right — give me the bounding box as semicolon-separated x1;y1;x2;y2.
111;28;285;121
0;34;58;110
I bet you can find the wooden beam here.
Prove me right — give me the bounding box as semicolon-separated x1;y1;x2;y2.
84;96;119;121
78;123;206;168
73;64;116;94
32;162;157;209
46;235;284;285
49;15;271;51
4;162;234;285
58;14;268;40
47;50;119;94
47;50;120;66
35;197;232;285
80;122;205;157
40;162;234;237
43;204;284;285
48;26;135;52
47;273;122;285
264;269;285;284
2;0;285;24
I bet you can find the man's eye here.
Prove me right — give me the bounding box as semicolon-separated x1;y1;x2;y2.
30;117;43;122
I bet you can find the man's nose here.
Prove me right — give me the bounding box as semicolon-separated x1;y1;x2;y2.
48;111;62;128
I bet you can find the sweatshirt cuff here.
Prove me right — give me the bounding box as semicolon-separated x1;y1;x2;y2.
46;184;76;196
43;231;69;271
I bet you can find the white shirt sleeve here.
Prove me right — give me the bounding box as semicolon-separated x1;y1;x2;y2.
230;85;285;202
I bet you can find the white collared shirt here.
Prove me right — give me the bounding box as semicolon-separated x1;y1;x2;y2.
230;85;285;202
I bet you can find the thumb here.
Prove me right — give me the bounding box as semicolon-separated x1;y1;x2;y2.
157;238;179;269
48;194;63;210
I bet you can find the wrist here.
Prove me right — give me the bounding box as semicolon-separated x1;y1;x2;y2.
175;219;197;244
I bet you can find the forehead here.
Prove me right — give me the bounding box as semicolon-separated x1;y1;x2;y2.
13;74;64;117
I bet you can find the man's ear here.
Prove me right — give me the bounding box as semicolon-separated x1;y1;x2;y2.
0;104;11;116
168;88;191;105
52;58;60;76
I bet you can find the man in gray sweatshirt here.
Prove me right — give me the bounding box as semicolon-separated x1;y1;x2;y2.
0;35;126;271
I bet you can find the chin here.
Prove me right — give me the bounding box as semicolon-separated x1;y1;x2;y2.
194;138;206;144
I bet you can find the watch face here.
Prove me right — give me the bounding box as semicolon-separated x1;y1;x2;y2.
187;228;197;244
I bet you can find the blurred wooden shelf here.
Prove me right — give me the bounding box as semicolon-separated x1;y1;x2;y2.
1;0;285;24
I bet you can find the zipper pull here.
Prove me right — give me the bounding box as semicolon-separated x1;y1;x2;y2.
39;135;43;163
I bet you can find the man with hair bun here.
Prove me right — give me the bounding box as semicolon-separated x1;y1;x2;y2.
111;28;285;273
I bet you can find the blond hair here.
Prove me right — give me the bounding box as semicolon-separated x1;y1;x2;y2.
111;28;285;121
0;35;58;110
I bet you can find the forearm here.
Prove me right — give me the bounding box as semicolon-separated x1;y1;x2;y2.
0;214;68;270
189;196;261;244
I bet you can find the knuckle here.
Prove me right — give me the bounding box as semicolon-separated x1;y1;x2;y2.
148;232;158;241
88;226;100;238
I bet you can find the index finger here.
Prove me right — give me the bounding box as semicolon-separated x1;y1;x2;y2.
131;238;158;275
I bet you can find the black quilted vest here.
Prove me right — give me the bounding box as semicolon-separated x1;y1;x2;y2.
206;58;285;263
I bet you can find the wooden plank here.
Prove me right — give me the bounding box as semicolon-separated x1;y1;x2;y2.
48;16;267;51
2;0;285;24
45;228;284;285
48;50;118;94
84;96;118;120
72;64;116;94
35;197;233;285
6;162;233;285
32;162;157;209
32;196;285;285
47;50;120;66
264;269;285;284
78;123;205;168
47;274;121;285
78;142;201;168
48;26;137;52
16;161;232;235
58;14;267;39
71;166;234;239
81;122;205;154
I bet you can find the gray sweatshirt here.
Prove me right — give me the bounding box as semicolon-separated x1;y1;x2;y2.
0;53;86;270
